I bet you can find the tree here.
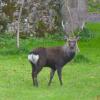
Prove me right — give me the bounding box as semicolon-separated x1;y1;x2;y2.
16;0;24;48
61;0;87;35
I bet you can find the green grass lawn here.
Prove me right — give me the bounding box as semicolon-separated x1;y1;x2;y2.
0;23;100;100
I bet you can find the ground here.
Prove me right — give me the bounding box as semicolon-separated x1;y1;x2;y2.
0;22;100;100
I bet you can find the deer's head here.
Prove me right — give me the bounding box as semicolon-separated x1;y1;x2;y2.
64;35;80;50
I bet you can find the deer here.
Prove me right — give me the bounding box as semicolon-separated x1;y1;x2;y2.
28;35;80;87
28;20;80;87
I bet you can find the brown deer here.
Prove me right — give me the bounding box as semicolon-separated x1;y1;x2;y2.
28;36;79;87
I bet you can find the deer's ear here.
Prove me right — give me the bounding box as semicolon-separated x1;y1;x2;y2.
76;35;80;41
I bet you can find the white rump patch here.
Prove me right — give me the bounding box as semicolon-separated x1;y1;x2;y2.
28;54;39;64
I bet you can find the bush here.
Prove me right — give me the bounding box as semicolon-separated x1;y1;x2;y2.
0;18;8;33
79;28;94;41
74;54;90;63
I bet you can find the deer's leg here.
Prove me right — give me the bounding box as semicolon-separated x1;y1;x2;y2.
48;69;55;86
32;66;35;86
34;71;38;87
57;67;63;86
33;65;42;87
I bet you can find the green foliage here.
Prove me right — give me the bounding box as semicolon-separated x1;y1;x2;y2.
2;2;16;21
88;0;100;13
74;22;99;41
79;27;94;41
0;34;64;55
19;32;28;39
74;54;90;63
0;16;8;33
22;8;28;17
35;20;48;37
44;33;65;40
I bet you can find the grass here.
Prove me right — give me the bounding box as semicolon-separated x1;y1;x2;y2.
88;0;100;13
0;22;100;100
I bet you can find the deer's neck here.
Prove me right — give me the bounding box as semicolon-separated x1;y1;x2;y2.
62;45;75;63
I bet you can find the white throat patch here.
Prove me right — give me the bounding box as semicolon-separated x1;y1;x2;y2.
28;54;39;64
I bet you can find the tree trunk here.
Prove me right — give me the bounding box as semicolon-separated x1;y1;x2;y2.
61;0;87;35
16;0;24;48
